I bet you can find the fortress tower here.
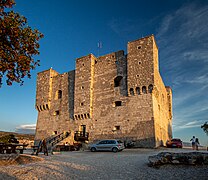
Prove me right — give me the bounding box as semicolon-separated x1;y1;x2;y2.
35;35;172;148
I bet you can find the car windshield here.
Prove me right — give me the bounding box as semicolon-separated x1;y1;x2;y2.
172;139;181;142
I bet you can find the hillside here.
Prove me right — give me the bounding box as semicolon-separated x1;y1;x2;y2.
0;131;35;141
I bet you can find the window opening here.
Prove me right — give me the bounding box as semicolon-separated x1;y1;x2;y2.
142;86;147;94
130;88;134;96
114;76;123;87
58;90;62;99
148;84;153;93
115;101;122;106
136;87;140;95
54;110;60;115
113;126;120;131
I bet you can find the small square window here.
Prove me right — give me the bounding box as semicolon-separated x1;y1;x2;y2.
115;101;122;106
80;102;84;106
54;110;60;115
114;126;120;130
137;45;141;49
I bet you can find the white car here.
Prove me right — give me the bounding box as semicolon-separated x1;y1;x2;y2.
89;139;125;153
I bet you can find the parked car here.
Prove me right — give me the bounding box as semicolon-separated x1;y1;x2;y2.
166;138;183;148
89;139;125;152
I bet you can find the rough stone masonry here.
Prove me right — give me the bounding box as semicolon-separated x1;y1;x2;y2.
35;35;172;148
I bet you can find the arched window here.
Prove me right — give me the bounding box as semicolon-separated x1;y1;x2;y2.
58;90;62;99
81;114;84;119
36;106;40;112
78;115;81;120
129;88;134;96
46;104;49;110
114;76;123;87
148;84;153;93
84;114;87;119
142;86;147;94
136;87;140;95
43;105;46;110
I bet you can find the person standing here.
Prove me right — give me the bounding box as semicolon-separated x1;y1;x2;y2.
190;136;196;150
195;138;200;150
42;138;48;156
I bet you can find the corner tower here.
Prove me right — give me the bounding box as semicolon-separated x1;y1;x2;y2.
73;54;96;120
127;35;158;94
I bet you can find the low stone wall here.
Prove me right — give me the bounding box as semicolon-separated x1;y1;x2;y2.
148;152;208;167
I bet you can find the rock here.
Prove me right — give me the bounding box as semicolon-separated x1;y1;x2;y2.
172;160;180;164
148;152;208;167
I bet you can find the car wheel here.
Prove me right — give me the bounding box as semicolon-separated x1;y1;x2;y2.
112;147;118;153
91;147;96;152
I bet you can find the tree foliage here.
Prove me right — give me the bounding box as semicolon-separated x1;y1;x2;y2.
0;0;43;87
0;134;19;144
201;122;208;136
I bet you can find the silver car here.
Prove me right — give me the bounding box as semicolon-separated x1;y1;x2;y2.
89;139;125;153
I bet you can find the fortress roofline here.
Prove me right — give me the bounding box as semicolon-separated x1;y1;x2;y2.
98;50;124;58
76;53;97;61
127;34;158;49
37;67;59;75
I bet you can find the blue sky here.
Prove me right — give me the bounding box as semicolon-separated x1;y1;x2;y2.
0;0;207;145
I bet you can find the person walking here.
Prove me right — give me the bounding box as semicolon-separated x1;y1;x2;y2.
195;138;200;150
190;136;196;150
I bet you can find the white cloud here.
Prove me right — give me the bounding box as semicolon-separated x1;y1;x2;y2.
156;2;208;133
173;120;203;131
15;124;36;134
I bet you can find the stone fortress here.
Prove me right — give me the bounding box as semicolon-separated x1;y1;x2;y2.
35;35;172;148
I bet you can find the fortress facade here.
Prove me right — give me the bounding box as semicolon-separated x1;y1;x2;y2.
35;35;172;148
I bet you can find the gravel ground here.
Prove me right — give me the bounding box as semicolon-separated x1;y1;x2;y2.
0;148;207;180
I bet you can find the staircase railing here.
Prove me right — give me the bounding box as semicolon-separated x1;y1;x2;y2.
46;131;70;147
33;131;70;155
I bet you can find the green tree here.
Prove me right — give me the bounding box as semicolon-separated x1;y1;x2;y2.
201;122;208;136
0;0;43;87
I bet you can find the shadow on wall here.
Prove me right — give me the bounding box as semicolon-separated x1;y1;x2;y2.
115;51;128;97
68;71;75;120
168;122;172;139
